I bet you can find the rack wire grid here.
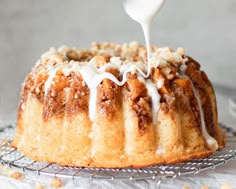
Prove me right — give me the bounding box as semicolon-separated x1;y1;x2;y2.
0;123;235;182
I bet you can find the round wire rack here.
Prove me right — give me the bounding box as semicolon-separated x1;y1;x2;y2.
0;123;235;181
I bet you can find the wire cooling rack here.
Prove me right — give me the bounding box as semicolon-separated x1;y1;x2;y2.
0;123;236;182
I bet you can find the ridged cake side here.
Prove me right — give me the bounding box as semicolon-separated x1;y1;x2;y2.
12;42;225;168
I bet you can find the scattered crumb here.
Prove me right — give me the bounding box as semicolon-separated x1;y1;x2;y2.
10;171;23;180
182;186;191;189
50;177;63;188
35;183;45;189
201;185;209;189
221;183;232;189
0;164;11;175
2;165;11;172
0;139;9;145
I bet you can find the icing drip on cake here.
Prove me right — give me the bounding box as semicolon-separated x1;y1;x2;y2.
145;80;160;125
138;77;160;125
182;74;218;151
190;80;218;151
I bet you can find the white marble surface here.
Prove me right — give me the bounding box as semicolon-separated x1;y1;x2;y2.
0;0;236;188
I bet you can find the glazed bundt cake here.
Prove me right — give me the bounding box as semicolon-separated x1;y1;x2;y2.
12;42;225;168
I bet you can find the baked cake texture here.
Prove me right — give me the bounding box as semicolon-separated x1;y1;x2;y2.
12;42;225;168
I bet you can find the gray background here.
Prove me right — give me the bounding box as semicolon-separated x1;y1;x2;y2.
0;0;236;124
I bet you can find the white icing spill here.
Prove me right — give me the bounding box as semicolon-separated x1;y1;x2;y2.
183;75;218;151
124;0;165;77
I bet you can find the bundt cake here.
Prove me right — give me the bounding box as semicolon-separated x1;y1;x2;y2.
12;42;225;168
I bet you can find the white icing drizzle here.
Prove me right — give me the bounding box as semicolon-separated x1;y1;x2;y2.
78;57;161;121
43;57;162;122
146;80;160;125
124;0;165;78
61;61;81;77
44;62;81;96
138;77;160;124
182;74;218;151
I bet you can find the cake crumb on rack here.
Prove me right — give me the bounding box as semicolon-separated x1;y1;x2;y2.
0;164;11;175
10;171;23;180
50;177;63;188
0;139;8;145
182;186;191;189
35;183;45;189
221;183;232;189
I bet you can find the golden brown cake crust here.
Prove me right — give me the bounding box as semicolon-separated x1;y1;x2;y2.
12;42;226;168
